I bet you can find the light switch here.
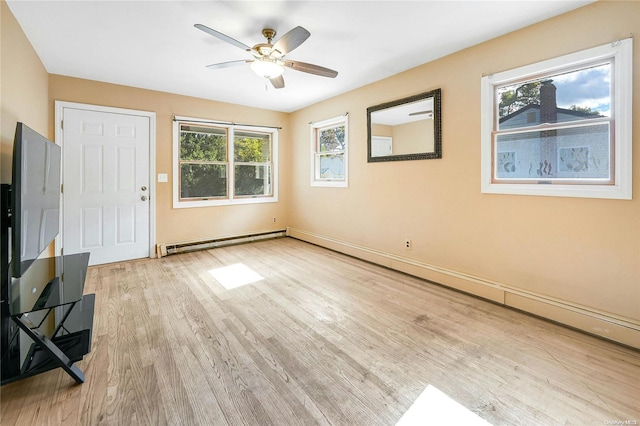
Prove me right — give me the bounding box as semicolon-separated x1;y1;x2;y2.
157;173;168;183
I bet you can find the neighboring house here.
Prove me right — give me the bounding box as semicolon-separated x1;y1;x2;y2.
500;79;603;130
499;104;602;129
495;80;609;179
319;156;345;180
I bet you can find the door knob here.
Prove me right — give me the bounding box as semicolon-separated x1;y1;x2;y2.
141;186;147;191
141;195;148;201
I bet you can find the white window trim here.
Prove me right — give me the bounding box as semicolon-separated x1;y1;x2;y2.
481;39;632;200
173;116;279;208
310;114;349;188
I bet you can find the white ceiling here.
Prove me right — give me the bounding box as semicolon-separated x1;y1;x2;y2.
7;0;594;113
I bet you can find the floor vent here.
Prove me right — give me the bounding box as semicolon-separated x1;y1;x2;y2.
157;230;287;257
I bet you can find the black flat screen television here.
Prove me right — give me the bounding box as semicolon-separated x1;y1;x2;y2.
10;123;62;278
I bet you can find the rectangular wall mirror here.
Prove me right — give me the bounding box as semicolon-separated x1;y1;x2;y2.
367;88;442;162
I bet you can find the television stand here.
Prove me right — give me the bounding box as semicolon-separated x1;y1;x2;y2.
1;184;95;385
1;253;95;385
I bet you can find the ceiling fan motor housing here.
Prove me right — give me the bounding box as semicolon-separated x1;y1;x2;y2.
254;43;279;57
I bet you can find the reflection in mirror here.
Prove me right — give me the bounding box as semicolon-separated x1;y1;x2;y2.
367;89;441;162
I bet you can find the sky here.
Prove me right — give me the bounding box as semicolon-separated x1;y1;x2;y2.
497;62;611;118
548;63;610;116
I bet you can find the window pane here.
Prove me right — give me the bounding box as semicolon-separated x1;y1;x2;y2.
498;63;611;130
495;123;610;180
318;153;344;179
234;132;271;162
180;125;227;161
234;165;272;196
180;163;227;198
318;126;345;152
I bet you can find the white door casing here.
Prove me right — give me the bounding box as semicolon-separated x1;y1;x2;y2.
55;101;156;265
371;136;393;157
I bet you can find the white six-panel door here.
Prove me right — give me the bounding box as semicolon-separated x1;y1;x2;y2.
61;106;152;265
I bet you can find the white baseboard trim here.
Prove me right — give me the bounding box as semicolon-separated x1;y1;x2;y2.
286;227;640;349
157;230;287;257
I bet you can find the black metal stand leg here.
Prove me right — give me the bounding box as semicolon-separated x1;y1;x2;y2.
12;316;85;384
52;301;78;338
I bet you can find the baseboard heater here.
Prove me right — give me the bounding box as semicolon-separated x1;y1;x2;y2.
156;230;287;257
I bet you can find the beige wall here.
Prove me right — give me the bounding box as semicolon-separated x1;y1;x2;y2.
392;119;434;155
1;0;49;183
371;123;392;137
48;76;291;244
289;1;639;343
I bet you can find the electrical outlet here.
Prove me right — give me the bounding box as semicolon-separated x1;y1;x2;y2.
404;239;411;250
273;217;277;223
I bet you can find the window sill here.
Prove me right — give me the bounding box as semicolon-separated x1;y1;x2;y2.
173;196;278;209
311;180;348;188
481;181;631;200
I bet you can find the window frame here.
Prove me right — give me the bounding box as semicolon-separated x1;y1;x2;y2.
310;115;349;188
173;118;278;208
178;123;229;200
480;39;632;199
232;129;274;199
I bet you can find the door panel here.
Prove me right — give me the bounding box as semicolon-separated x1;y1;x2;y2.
63;108;150;265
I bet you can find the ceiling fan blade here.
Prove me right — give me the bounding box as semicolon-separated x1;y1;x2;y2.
194;24;251;51
284;60;338;78
273;26;310;55
409;110;433;116
205;60;251;69
270;75;285;89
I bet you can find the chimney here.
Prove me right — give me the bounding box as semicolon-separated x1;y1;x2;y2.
539;79;557;178
540;79;557;124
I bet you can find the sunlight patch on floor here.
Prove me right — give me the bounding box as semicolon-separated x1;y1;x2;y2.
396;385;492;425
208;263;264;290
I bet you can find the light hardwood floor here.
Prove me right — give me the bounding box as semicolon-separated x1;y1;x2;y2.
1;237;639;425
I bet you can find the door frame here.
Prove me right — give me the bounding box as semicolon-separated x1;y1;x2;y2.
54;101;157;259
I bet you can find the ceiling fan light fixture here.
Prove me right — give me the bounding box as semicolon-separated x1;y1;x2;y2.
250;59;285;79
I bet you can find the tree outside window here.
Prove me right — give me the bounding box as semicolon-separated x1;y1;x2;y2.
174;120;278;207
234;131;272;197
310;115;348;187
179;125;227;199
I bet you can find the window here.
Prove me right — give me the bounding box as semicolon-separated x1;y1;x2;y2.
310;115;348;187
481;39;632;199
233;131;273;197
178;124;228;199
173;119;278;207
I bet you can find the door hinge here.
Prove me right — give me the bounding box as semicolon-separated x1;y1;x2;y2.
60;120;64;129
60;184;63;193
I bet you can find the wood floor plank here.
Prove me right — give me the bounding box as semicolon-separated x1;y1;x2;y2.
1;237;639;425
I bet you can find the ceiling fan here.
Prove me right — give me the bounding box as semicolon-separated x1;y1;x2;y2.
194;24;338;89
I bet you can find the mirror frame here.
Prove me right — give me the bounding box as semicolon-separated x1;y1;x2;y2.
367;88;442;162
